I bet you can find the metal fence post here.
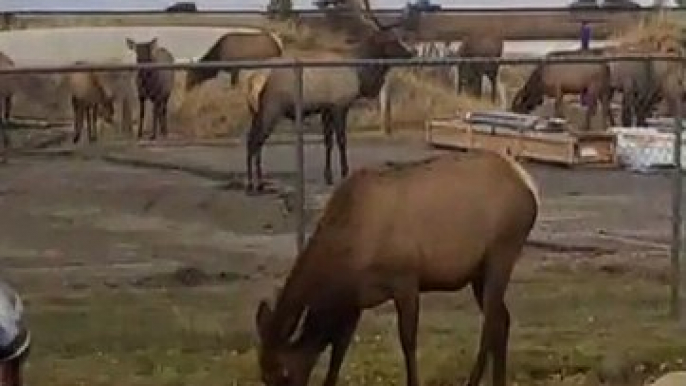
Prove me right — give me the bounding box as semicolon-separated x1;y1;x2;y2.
294;61;306;254
671;86;683;321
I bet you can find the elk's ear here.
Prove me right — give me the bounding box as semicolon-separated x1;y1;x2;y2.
256;299;273;340
125;38;135;50
150;37;159;50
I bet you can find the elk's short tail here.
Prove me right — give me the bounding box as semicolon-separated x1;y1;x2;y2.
499;153;541;208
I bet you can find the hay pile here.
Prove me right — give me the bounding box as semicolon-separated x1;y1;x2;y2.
169;69;265;138
7;20;500;139
611;17;684;50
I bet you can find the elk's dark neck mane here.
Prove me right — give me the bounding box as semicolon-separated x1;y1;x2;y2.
516;64;544;112
268;236;328;344
268;180;359;344
353;41;392;98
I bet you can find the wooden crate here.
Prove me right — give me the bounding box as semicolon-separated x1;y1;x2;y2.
425;117;618;167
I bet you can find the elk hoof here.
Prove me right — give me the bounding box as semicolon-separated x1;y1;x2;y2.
245;182;256;195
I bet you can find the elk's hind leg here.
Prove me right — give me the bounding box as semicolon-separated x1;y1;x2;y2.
553;88;564;120
149;101;159;141
159;97;169;138
3;95;11;123
466;266;488;386
322;110;335;185
72;97;83;144
488;68;499;104
469;247;519;386
0;99;8;151
246;105;280;194
137;97;146;140
332;107;350;181
584;89;599;131
393;280;420;386
88;105;98;143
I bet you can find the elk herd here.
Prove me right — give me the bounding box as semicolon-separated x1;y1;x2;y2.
0;8;684;385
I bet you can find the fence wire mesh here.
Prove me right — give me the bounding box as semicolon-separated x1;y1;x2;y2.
0;53;685;385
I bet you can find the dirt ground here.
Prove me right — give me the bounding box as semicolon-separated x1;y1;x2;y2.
0;132;684;386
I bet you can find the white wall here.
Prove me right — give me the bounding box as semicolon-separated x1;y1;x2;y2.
0;26;263;65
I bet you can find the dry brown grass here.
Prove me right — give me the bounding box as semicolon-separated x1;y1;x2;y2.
169;70;264;138
7;19;505;139
349;69;496;131
610;16;684;49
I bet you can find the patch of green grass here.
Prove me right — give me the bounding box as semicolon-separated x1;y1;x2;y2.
23;266;686;386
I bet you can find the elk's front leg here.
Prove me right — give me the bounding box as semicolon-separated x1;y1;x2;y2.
333;109;349;179
554;89;564;119
137;97;146;140
88;105;98;142
322;111;334;185
72;98;83;144
323;311;361;386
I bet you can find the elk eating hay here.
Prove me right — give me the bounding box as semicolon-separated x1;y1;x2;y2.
64;64;117;144
185;29;284;91
510;49;615;132
255;149;540;386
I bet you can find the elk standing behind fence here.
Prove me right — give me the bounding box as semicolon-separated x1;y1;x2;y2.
185;30;284;91
245;14;413;193
255;149;540;386
510;50;615;131
0;51;17;151
64;65;116;144
125;37;175;140
456;33;504;103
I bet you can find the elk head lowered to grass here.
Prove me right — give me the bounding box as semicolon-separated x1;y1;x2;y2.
64;65;117;144
244;4;414;194
254;149;541;386
510;49;615;132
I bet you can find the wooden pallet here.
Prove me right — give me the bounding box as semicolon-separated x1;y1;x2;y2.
425;116;618;167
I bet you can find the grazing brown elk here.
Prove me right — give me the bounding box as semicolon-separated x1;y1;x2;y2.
255;149;540;386
125;37;175;140
245;15;413;193
0;51;17;151
185;30;284;91
511;50;615;131
64;65;116;144
561;40;684;127
456;33;504;102
610;39;685;125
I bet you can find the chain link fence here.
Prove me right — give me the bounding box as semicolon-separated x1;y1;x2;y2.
1;53;685;384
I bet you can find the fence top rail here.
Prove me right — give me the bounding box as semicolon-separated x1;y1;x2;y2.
2;6;681;15
0;54;683;74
